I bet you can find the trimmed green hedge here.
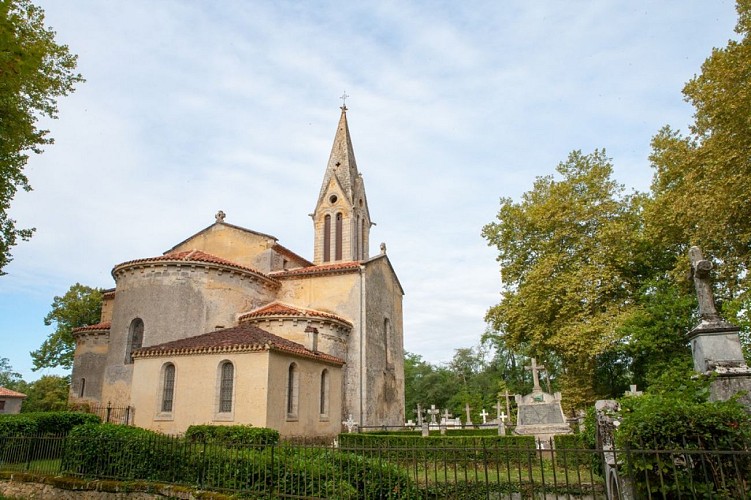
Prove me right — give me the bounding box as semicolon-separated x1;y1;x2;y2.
185;424;279;447
0;412;100;436
62;423;418;498
339;433;536;462
553;434;593;467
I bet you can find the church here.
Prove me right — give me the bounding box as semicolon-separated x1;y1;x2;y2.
69;107;406;438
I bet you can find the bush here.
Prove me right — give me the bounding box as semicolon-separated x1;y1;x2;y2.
63;424;191;482
184;424;279;447
616;394;751;498
0;412;99;436
339;433;536;463
553;434;592;467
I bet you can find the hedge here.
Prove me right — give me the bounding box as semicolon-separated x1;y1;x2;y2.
184;424;279;447
0;412;100;436
339;433;536;462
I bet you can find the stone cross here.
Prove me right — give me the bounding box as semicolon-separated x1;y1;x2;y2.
415;403;423;426
493;400;502;419
342;414;357;433
464;403;473;426
427;405;440;424
480;408;489;424
689;246;720;322
498;411;507;436
215;210;226;222
442;408;452;423
340;91;350;107
624;384;643;397
525;358;546;393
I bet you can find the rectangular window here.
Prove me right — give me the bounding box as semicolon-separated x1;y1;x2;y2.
0;401;5;411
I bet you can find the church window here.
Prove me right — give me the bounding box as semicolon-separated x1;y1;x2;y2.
320;369;329;418
323;215;331;262
219;361;234;412
125;318;144;364
360;218;366;259
79;378;86;398
335;213;343;260
384;318;392;368
161;363;175;413
354;215;360;260
329;194;338;204
286;363;299;419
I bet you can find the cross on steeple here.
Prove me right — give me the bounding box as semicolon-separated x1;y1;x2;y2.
340;91;350;109
525;358;546;393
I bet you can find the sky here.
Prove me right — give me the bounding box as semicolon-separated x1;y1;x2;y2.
0;1;740;381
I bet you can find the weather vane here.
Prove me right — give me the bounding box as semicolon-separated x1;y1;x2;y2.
340;91;350;108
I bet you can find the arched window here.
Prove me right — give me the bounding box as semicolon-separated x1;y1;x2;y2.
125;318;144;364
320;369;329;417
287;363;299;418
323;214;331;262
79;378;86;398
384;318;392;367
360;218;366;259
219;361;234;413
335;213;343;261
161;363;175;412
354;215;360;260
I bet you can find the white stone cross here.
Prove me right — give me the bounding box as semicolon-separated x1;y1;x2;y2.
625;384;643;397
500;411;507;422
480;408;489;424
415;403;423;426
464;403;473;425
525;358;546;393
342;414;358;433
442;408;452;422
427;404;440;424
493;400;503;419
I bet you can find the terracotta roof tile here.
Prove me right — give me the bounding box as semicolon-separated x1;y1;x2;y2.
239;302;352;327
134;324;344;366
72;321;111;334
0;387;26;398
113;250;279;286
270;261;362;278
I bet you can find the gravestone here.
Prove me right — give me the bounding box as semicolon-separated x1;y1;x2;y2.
688;247;751;408
514;358;572;445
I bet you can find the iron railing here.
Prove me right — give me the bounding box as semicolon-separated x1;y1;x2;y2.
0;433;749;498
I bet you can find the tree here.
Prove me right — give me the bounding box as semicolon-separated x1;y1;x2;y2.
31;283;102;370
0;356;23;389
19;374;69;412
0;0;83;274
482;150;648;409
647;0;751;332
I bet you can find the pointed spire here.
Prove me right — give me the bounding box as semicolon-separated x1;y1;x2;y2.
317;106;359;204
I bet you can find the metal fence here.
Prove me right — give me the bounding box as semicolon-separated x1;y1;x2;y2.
82;402;133;425
0;433;749;498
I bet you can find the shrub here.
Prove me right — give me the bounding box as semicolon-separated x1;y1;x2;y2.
63;424;191;482
185;424;279;447
616;394;751;498
0;412;100;436
553;434;591;467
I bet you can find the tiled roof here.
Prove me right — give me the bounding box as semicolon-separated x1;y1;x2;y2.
72;321;111;334
102;288;115;299
133;324;344;366
272;244;313;267
270;261;362;278
113;250;279;286
239;302;352;327
0;387;26;398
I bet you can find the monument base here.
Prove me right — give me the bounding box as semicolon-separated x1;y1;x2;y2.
710;373;751;410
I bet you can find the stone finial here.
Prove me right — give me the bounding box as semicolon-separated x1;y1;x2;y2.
380;242;387;254
215;210;226;222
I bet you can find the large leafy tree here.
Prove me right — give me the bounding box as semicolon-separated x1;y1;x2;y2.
482;150;648;409
31;283;102;370
647;0;751;325
18;374;69;412
0;356;23;389
0;0;83;274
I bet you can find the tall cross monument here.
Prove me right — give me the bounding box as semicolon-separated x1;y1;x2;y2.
525;358;546;393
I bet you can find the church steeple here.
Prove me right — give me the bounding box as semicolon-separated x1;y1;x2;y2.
312;106;372;264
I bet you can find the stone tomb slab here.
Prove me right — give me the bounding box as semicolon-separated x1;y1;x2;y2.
517;402;565;426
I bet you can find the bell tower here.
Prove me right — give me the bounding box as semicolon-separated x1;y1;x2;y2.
312;106;371;264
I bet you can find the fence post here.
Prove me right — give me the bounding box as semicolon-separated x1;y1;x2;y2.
106;401;112;423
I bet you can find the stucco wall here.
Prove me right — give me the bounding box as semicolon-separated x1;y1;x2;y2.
266;352;343;438
363;257;405;427
102;265;276;406
0;397;23;414
131;351;271;434
69;332;109;402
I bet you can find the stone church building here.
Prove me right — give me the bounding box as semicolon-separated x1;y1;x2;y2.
69;108;405;438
